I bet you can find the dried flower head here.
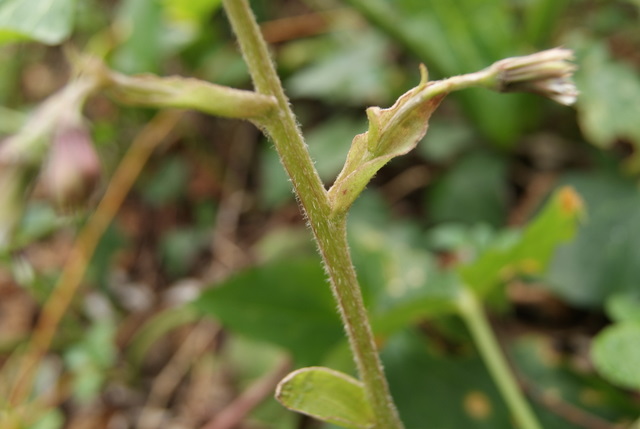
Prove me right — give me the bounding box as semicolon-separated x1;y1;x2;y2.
490;48;579;105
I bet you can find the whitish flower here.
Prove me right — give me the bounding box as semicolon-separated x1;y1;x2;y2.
490;48;579;105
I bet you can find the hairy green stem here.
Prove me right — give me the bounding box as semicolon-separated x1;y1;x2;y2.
222;1;404;428
106;71;276;120
457;288;542;429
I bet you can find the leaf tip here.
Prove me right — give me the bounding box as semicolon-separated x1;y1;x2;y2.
418;63;429;86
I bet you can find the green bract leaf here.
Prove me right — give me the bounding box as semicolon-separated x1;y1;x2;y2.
0;0;75;45
276;367;374;429
460;187;583;296
592;323;640;391
329;66;445;213
193;258;344;365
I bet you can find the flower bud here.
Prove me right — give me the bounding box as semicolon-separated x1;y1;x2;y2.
490;48;579;105
42;117;101;208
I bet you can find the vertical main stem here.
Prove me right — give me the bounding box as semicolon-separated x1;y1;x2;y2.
315;215;404;429
222;1;404;428
458;288;542;429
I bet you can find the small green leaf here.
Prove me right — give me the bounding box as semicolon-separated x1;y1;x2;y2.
0;0;75;45
276;367;374;429
592;323;640;391
460;187;583;296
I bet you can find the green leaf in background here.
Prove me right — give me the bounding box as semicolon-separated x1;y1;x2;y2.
547;191;640;308
605;293;640;324
286;30;400;106
427;151;508;227
417;118;475;163
513;336;639;424
64;320;117;403
193;258;344;365
307;117;367;182
348;220;459;337
162;0;221;26
0;0;75;45
13;202;66;248
574;40;640;150
158;226;210;278
382;331;635;429
127;305;200;367
381;329;514;428
260;142;293;208
592;324;640;391
460;187;583;296
30;408;64;429
139;156;189;207
521;0;570;47
276;366;374;429
260;117;366;208
111;0;164;74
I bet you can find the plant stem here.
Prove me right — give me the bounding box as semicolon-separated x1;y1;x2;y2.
222;1;404;428
457;288;542;429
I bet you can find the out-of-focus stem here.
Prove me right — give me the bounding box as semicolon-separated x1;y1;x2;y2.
6;110;183;407
457;288;542;429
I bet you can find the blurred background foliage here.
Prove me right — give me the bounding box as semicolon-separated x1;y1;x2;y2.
1;0;640;428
